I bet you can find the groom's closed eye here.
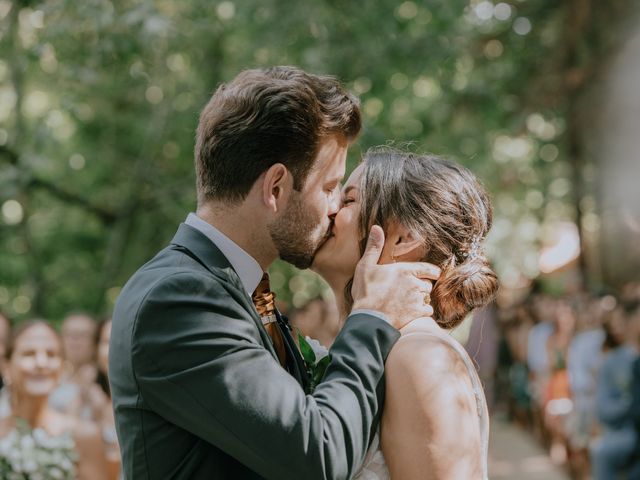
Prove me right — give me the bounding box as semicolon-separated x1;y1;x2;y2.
324;181;340;195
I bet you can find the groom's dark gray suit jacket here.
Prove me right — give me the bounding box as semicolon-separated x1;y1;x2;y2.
110;223;400;479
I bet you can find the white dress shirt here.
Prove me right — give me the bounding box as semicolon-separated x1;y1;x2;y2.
185;213;263;296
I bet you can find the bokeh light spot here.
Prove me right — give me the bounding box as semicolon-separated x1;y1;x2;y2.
217;2;235;20
396;1;418;20
69;153;85;170
513;17;532;35
2;200;24;225
146;85;164;104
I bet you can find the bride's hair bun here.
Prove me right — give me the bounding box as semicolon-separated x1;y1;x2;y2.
358;147;498;328
432;254;499;329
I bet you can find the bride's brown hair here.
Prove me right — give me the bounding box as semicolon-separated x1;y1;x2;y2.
356;147;498;329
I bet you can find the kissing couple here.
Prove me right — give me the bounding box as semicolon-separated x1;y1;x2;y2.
110;66;498;479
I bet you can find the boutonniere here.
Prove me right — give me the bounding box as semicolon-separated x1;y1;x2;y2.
297;333;331;392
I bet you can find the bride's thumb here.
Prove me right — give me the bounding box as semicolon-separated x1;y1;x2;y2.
360;225;385;266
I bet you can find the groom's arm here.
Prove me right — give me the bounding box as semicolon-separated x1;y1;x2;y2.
133;271;398;480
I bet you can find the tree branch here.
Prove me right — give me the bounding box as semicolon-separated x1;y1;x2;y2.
1;144;120;224
0;145;19;165
28;177;118;225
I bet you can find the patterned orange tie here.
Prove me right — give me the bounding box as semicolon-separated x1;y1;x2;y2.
252;273;287;367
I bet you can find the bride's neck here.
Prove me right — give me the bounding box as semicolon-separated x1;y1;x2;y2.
329;281;350;330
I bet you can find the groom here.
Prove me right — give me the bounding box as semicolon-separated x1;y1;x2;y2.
110;66;440;479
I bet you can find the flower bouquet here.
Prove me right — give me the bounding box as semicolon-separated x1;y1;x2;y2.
0;420;77;480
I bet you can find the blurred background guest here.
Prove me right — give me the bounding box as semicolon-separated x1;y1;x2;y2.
60;312;99;384
0;320;107;479
543;299;576;465
95;318;121;480
590;302;639;479
466;304;500;409
500;304;534;428
565;296;606;479
526;295;555;442
0;312;10;381
289;296;340;348
49;312;99;420
630;333;640;477
0;311;11;418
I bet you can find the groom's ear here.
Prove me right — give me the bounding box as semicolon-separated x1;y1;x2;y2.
261;163;291;213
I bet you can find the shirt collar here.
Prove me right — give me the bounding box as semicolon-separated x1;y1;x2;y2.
185;213;263;295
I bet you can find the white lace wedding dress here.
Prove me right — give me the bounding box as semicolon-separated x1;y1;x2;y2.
353;331;490;480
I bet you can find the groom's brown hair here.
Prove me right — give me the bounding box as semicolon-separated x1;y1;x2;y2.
195;66;361;204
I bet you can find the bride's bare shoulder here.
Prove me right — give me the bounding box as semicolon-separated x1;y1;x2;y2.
385;329;481;429
386;330;469;385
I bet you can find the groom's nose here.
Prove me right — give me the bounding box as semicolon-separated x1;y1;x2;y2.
328;189;340;216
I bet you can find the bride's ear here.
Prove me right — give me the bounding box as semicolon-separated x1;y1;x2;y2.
391;226;424;262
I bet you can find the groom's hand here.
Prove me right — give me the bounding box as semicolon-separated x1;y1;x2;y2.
351;225;441;330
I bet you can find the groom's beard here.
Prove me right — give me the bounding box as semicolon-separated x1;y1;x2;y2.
269;193;330;269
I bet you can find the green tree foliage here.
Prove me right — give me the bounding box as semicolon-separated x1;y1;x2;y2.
0;0;635;320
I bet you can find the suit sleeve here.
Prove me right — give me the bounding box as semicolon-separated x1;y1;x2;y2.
132;272;399;480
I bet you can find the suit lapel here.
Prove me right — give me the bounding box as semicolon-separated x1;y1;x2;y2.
169;223;280;363
276;310;311;392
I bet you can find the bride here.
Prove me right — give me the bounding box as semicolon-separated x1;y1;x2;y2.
307;147;498;479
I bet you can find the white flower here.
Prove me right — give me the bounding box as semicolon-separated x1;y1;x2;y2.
33;428;48;446
60;456;74;471
20;434;35;450
304;336;329;362
8;448;22;464
22;458;38;472
50;466;64;479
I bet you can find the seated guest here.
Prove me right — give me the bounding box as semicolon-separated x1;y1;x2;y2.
591;303;639;480
0;320;107;479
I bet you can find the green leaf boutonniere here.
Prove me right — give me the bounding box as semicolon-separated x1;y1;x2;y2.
297;333;332;392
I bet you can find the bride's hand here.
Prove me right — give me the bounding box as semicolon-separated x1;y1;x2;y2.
351;225;440;330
